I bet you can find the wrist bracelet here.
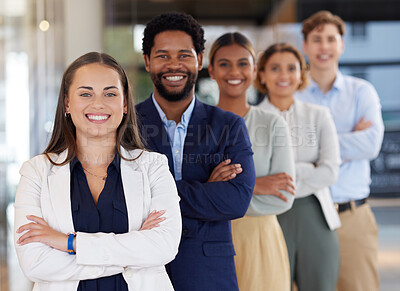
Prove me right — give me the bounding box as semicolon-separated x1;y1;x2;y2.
67;232;76;255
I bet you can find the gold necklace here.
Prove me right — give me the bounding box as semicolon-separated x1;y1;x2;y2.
83;167;107;181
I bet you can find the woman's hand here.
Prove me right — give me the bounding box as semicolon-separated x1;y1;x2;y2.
16;211;167;251
16;215;69;252
140;210;166;230
253;173;295;201
207;159;242;182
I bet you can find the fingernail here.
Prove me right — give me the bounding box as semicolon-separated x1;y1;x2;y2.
159;210;166;214
231;173;236;178
225;159;230;163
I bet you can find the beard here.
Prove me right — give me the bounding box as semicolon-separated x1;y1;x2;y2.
151;69;197;102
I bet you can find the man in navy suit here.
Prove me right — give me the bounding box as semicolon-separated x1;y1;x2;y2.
135;12;255;291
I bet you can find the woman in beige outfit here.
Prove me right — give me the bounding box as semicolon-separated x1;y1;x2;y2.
208;32;296;291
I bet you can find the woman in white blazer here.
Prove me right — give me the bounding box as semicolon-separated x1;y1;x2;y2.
256;44;341;291
14;52;181;291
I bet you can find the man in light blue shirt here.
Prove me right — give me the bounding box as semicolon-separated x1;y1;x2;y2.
152;94;195;180
296;11;384;291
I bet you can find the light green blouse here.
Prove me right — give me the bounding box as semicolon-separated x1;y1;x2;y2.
244;106;295;216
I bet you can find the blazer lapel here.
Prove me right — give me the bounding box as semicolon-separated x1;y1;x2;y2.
183;99;208;157
48;151;75;233
47;149;145;233
120;148;144;231
137;97;174;175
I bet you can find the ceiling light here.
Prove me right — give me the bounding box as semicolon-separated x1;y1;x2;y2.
39;20;50;32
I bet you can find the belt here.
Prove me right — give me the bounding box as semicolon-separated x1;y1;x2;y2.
336;198;367;213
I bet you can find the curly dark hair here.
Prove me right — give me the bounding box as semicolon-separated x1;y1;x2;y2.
142;12;205;56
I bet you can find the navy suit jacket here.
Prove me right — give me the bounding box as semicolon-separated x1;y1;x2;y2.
136;96;255;291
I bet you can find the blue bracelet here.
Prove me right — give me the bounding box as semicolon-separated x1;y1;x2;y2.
67;232;76;255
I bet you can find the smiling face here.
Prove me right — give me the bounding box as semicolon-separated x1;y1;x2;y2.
144;30;203;102
65;63;126;142
208;44;256;100
259;52;302;100
303;23;344;71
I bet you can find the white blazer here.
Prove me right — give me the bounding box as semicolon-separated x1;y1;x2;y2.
14;148;182;291
259;99;341;230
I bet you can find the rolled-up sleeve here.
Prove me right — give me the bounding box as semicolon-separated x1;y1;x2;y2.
338;82;384;161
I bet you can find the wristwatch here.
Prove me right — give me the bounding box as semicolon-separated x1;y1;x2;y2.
67;232;76;255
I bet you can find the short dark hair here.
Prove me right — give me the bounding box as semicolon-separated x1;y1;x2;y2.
302;10;346;41
142;12;205;56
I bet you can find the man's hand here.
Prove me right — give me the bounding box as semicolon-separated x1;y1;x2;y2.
208;159;242;182
253;173;295;202
354;117;372;131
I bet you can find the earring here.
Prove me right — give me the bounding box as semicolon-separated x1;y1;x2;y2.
65;112;70;118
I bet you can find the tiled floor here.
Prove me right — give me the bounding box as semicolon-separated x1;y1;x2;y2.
1;199;399;291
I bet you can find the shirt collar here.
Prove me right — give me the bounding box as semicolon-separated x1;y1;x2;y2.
70;155;81;172
308;71;344;94
262;97;296;114
332;71;345;92
151;93;195;127
110;152;121;172
69;151;121;173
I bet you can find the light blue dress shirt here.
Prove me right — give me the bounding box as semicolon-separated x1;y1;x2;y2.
295;71;384;203
152;95;195;181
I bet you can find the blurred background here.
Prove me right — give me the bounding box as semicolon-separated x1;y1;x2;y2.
0;0;399;290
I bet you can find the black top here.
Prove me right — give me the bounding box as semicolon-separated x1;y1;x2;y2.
70;153;129;291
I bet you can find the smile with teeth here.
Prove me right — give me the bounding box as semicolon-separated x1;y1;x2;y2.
319;54;330;60
165;76;184;81
277;82;290;86
227;80;242;85
86;114;110;121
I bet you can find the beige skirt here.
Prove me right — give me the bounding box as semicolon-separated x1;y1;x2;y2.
231;215;290;291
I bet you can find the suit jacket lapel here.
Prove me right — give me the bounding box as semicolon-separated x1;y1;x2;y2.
48;149;146;233
48;151;75;233
137;97;174;175
184;99;208;157
120;148;144;231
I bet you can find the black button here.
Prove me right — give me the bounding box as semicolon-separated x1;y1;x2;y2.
182;229;188;235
